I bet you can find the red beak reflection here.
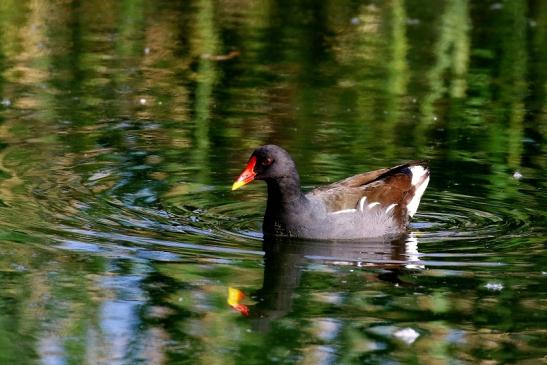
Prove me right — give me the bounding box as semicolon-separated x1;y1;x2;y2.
227;287;249;316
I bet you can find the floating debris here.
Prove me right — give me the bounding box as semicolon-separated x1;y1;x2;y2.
484;282;504;291
490;3;503;10
394;328;420;345
201;50;240;62
1;98;11;107
406;18;421;25
88;170;111;181
512;171;523;180
139;98;147;105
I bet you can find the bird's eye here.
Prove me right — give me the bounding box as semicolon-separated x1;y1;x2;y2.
261;157;273;166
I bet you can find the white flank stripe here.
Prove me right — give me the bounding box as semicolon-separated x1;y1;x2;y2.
386;203;397;213
358;197;367;211
367;202;380;209
329;208;357;215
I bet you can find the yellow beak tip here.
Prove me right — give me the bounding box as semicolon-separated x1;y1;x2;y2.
232;181;245;191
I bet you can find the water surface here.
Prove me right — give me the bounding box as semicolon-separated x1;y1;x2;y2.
0;0;546;364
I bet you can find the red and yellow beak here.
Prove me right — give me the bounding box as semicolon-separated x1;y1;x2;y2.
232;156;257;190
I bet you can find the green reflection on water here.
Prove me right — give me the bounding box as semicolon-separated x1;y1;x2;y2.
0;0;546;364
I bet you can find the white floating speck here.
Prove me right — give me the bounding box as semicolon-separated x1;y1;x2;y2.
88;170;111;181
350;17;360;25
490;3;503;10
512;171;523;180
484;282;504;291
12;264;27;272
139;98;147;105
394;328;420;345
1;98;11;107
144;47;150;55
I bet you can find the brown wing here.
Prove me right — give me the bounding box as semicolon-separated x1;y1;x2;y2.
307;161;425;213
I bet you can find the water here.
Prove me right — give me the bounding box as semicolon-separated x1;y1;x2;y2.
0;0;546;364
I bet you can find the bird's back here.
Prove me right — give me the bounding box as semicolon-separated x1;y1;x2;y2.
294;161;430;239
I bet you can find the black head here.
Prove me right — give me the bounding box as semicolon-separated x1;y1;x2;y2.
232;145;298;190
251;145;297;180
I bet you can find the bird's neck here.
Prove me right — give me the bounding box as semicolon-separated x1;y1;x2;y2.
266;174;306;210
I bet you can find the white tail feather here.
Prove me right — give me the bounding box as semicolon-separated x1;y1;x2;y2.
407;167;430;217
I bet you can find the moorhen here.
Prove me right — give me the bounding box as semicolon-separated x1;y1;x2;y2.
232;145;430;239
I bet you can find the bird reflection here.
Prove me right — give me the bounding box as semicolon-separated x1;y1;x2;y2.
232;234;423;332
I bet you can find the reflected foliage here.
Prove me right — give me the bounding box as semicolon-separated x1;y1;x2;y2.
0;0;546;364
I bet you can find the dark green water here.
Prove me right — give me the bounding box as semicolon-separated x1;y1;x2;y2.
0;0;546;364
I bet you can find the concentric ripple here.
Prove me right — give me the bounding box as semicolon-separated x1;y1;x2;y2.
11;169;544;270
412;191;539;241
